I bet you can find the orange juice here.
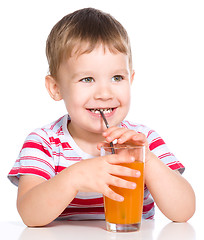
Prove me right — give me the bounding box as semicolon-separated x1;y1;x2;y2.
104;161;144;225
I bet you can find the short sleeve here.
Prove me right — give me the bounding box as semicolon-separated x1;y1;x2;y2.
8;128;56;186
146;129;185;174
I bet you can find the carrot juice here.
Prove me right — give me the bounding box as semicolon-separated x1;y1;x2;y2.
101;145;145;232
104;161;144;225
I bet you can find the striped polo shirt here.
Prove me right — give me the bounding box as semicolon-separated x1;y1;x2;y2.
8;114;185;220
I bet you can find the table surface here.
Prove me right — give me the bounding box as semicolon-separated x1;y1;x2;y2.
0;219;200;240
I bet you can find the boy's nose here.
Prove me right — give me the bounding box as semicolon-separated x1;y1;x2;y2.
94;83;113;100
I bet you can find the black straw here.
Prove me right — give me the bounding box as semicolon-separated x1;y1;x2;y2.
99;110;115;154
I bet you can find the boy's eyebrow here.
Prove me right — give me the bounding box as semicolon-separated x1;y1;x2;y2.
71;71;94;79
72;69;130;79
112;69;130;75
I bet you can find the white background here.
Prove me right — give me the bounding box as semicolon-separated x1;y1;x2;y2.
0;0;203;228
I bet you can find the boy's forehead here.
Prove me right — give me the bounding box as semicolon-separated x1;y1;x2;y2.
64;45;129;69
69;42;122;59
68;43;128;63
58;45;130;80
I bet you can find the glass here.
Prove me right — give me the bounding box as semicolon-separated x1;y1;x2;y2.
101;144;145;232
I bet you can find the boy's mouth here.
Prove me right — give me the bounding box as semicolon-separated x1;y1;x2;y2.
89;108;114;114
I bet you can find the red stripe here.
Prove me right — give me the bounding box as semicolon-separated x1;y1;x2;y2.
8;168;19;175
60;203;155;218
53;152;81;161
61;142;72;150
146;215;154;219
167;162;184;171
22;141;52;157
9;166;51;180
60;207;104;216
144;192;150;200
143;202;154;213
55;164;81;173
125;121;138;128
49;137;73;150
56;126;63;135
50;116;64;130
70;197;104;206
158;152;174;159
55;166;66;172
19;156;55;173
147;130;154;138
30;132;52;150
49;137;61;146
149;138;165;151
120;122;128;128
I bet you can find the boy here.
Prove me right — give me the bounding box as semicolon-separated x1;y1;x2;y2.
8;8;195;227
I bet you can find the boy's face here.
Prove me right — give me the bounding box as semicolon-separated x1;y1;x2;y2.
46;44;134;136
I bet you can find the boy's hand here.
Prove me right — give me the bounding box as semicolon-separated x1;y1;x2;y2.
68;153;141;202
99;126;147;146
97;126;150;162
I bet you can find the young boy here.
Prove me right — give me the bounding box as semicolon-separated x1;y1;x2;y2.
8;8;195;227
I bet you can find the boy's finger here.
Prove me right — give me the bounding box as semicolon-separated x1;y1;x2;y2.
132;133;147;144
117;130;139;144
105;154;135;164
109;176;137;190
104;128;129;142
116;132;147;146
109;164;141;178
103;186;124;202
102;126;122;137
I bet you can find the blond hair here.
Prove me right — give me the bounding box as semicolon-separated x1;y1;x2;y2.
46;8;132;78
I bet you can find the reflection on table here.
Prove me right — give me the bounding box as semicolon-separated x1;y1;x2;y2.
17;219;196;240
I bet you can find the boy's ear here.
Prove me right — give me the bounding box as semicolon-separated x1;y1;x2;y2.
45;75;62;101
130;70;135;84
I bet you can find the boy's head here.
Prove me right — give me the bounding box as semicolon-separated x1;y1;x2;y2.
46;7;132;79
45;8;134;135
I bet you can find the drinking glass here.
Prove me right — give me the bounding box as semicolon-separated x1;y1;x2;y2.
101;144;145;232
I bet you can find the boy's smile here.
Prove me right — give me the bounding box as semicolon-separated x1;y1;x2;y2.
87;108;116;117
46;44;134;142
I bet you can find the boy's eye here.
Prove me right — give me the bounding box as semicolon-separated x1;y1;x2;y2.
80;77;94;83
112;75;123;82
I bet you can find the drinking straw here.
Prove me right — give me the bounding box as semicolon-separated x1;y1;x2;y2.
99;110;115;154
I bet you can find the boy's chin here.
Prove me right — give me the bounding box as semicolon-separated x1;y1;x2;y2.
90;127;107;134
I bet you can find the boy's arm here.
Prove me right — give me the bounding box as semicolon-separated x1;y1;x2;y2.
17;168;78;227
17;154;140;227
144;151;196;222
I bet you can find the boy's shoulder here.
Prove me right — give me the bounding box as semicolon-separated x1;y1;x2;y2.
27;115;68;142
41;115;67;135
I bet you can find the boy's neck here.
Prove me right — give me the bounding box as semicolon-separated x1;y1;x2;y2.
67;121;105;157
